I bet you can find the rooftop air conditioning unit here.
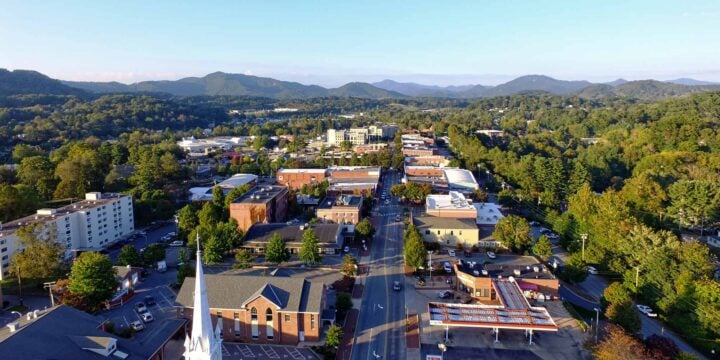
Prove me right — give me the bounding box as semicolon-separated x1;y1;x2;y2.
513;269;522;277
473;270;480;276
533;266;540;273
481;269;488;276
299;225;305;231
6;322;20;332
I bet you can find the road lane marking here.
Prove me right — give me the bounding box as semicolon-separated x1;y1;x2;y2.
238;344;255;357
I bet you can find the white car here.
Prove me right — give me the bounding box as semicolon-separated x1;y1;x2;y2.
169;240;184;247
344;246;350;253
130;320;145;331
167;231;176;237
141;312;154;323
448;249;456;257
135;302;148;314
587;266;598;275
636;304;658;317
486;251;496;259
529;221;541;227
384;199;390;205
443;262;453;273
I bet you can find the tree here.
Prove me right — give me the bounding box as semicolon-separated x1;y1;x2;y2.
601;282;631;311
233;249;255;269
212;186;225;209
561;253;589;283
68;252;117;309
202;235;225;265
336;292;353;313
606;300;641;334
12;144;44;162
265;233;290;264
403;224;427;270
117;245;142;267
299;228;322;265
645;335;679;360
224;183;253;209
325;324;343;348
142;243;166;264
532;235;552;259
355;218;375;240
177;204;198;238
17;155;56;199
198;201;222;228
492;215;532;252
341;255;358;277
9;223;64;287
594;325;649;360
0;184;41;222
177;263;193;285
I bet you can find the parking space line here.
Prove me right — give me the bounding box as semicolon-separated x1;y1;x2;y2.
285;346;304;360
237;344;255;357
261;345;280;359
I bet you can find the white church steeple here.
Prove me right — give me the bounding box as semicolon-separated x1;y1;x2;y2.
184;234;222;360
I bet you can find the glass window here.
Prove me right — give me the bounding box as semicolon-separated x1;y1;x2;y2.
266;309;274;339
251;307;259;338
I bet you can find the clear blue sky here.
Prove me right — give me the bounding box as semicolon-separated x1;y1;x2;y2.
1;0;719;86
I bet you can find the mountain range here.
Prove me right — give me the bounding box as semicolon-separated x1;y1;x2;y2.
2;68;719;101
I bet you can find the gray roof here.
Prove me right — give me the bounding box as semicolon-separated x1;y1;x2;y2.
176;275;324;314
413;216;478;230
318;195;363;209
244;223;340;247
232;185;287;204
69;335;114;350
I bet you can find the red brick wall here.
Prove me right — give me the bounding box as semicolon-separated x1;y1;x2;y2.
402;148;437;156
276;171;327;189
405;167;444;177
229;189;288;233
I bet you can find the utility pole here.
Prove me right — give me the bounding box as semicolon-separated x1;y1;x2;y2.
593;308;600;344
43;281;56;307
635;266;640;290
580;233;588;261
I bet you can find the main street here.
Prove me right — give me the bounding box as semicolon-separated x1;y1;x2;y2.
351;169;406;360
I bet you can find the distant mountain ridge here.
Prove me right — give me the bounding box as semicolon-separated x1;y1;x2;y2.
2;68;720;101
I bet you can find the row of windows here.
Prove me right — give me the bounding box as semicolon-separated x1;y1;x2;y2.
217;309;311;339
425;230;462;236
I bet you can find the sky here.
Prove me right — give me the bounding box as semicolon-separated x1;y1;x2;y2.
1;0;720;87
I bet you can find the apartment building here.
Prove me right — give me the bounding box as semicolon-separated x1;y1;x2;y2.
0;192;134;280
316;195;364;226
176;275;327;345
229;186;289;232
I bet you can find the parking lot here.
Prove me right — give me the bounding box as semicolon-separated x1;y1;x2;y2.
220;343;319;360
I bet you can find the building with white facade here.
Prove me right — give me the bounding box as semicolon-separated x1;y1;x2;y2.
326;124;398;146
177;136;251;155
0;192;134;280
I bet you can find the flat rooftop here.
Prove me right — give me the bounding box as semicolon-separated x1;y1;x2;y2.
426;191;475;211
414;216;478;230
233;185;286;204
318;195;363;209
456;259;555;281
244;223;340;246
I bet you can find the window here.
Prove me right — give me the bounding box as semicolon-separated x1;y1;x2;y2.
459;231;462;235
1;248;6;253
437;230;441;235
450;231;454;236
425;230;430;235
310;314;315;329
234;312;240;336
251;308;259;339
284;314;290;322
266;309;274;339
216;311;223;336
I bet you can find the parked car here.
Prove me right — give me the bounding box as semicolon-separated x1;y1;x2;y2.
443;262;453;273
448;249;456;257
169;240;184;247
167;231;176;237
144;295;156;306
392;281;402;291
395;215;401;222
486;251;496;259
141;312;154;323
130;320;145;331
546;233;560;240
586;266;598;275
384;199;390;205
539;228;552;235
135;302;148;314
343;246;350;253
529;221;541;227
437;290;453;299
636;304;658;317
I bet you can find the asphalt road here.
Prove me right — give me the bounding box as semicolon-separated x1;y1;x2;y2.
351;170;406;360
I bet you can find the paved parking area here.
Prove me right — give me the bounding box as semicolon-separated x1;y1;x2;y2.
221;342;319;360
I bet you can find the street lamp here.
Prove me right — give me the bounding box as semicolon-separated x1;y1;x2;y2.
43;281;56;307
438;343;447;360
593;308;600;344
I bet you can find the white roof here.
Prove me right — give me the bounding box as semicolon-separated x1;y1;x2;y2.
444;168;479;190
278;168;327;174
218;174;258;188
426;192;476;211
474;202;505;225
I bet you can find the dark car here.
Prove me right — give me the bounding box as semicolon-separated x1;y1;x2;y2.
144;295;156;306
392;281;402;291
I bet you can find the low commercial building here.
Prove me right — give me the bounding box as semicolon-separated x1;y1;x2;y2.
0;192;134;280
354;143;387;154
277;166;380;195
403;167;479;194
316;195;364;227
425;192;477;219
229;186;289;233
453;259;559;302
402;147;437;157
189;173;258;201
414;216;479;248
242;223;343;255
404;155;449;167
0;305;185;359
177;136;250;155
176;275;326;345
276;169;328;189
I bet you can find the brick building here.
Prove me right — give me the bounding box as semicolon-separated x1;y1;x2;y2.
229;186;288;233
175;275;326;345
316;195;363;226
276;166;380;195
453;260;559;302
402;147;437;157
276;169;327;190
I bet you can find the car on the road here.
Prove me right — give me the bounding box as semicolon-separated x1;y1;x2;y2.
343;246;350;253
160;235;172;242
486;251;496;259
546;233;560;240
392;281;402;291
443;262;453;273
586;266;598;275
130;320;145;331
539;228;552;235
384;199;390;205
448;249;456;257
167;231;176;237
636;304;658;317
437;290;453;299
144;295;156;306
169;240;185;247
141;312;154;323
529;221;541;227
395;215;401;222
135;302;148;314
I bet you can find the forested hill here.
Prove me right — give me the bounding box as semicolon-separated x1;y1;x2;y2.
0;69;87;96
576;80;720;100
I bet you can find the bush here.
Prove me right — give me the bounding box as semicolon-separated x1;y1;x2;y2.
333;276;355;293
